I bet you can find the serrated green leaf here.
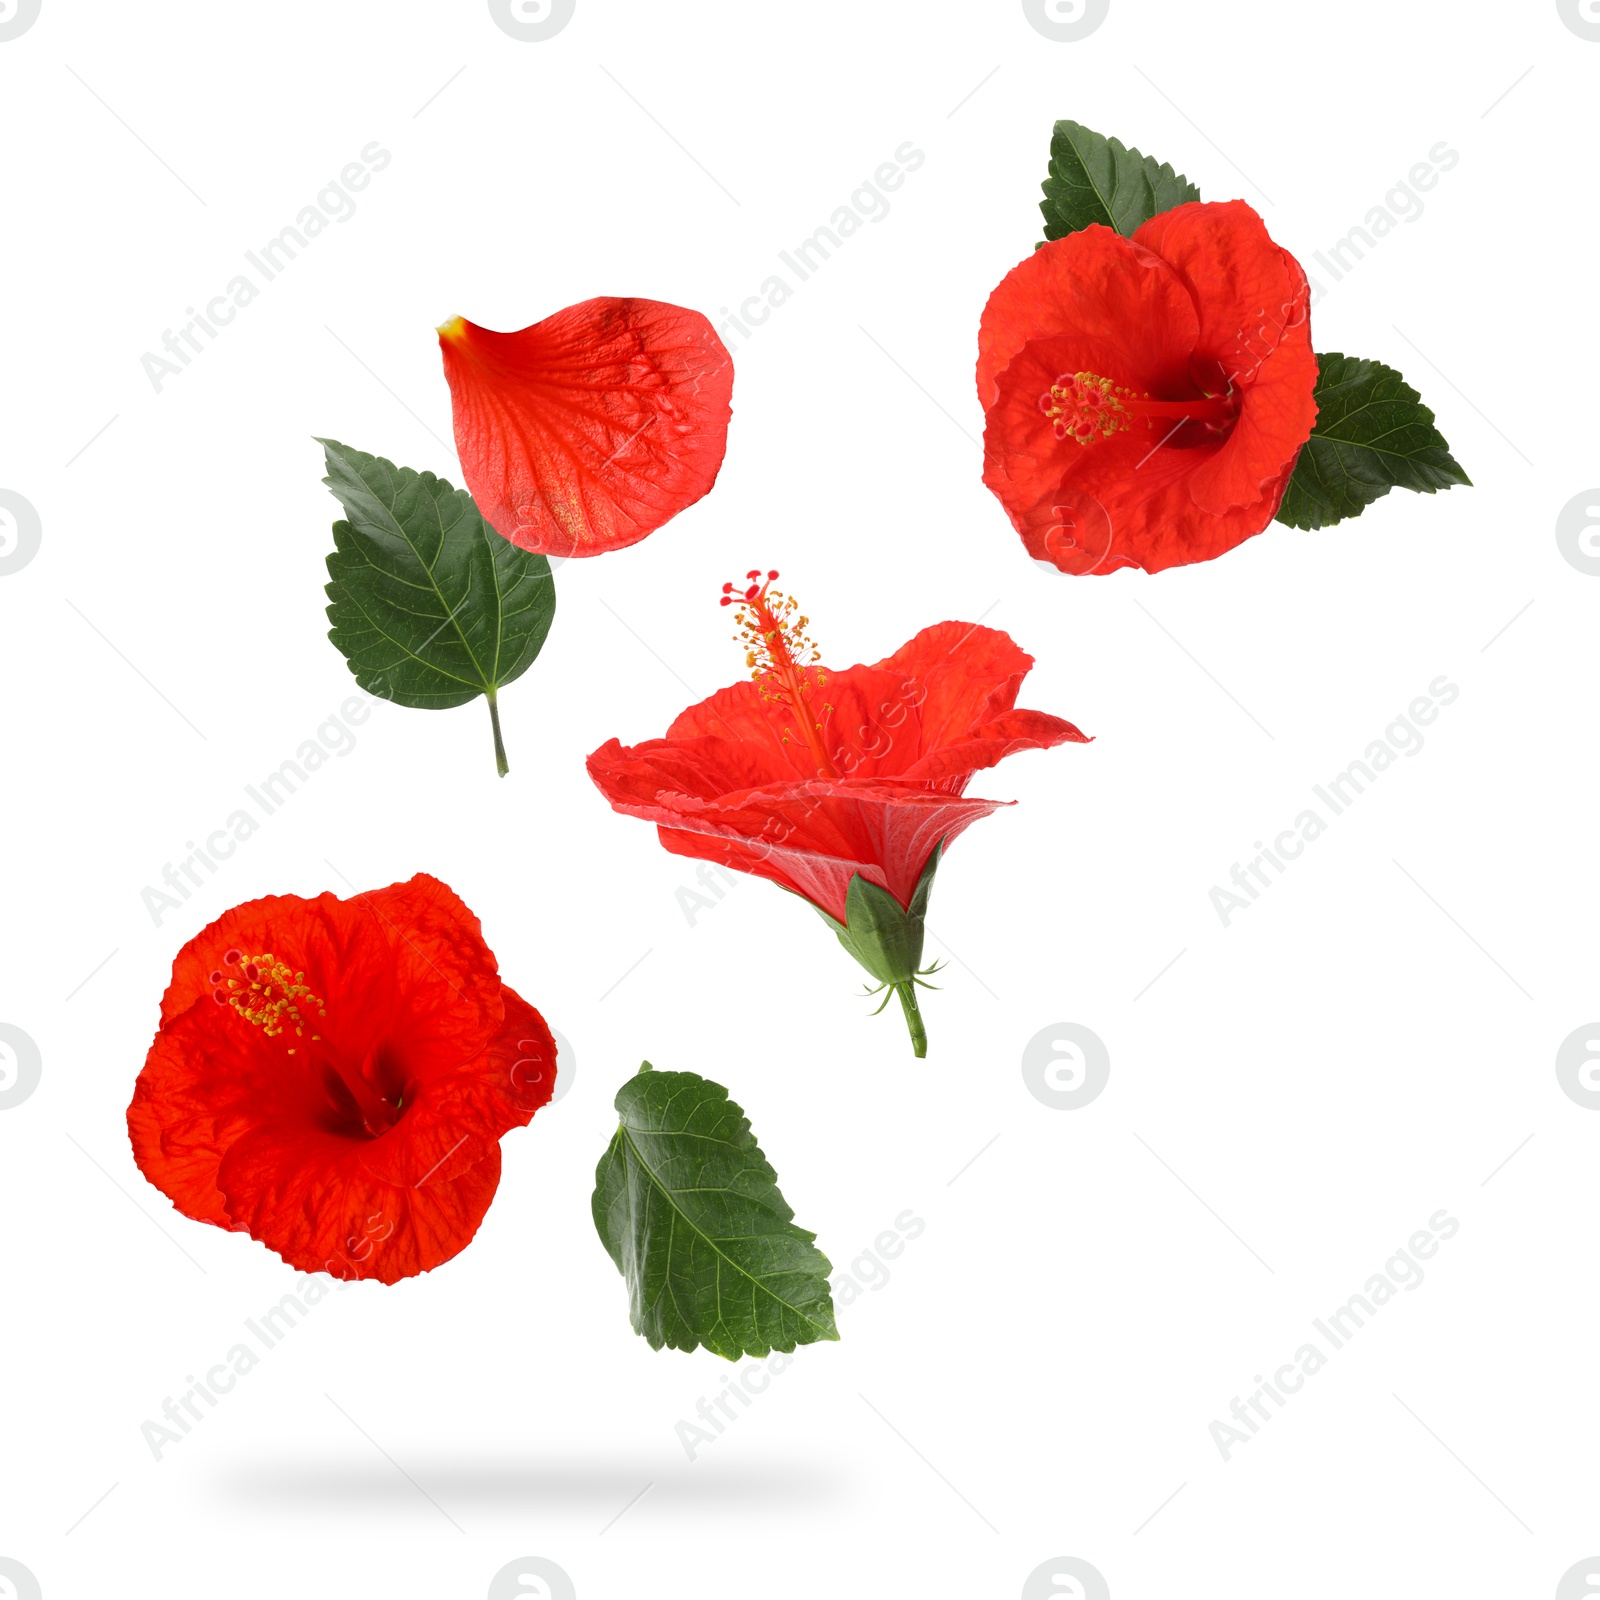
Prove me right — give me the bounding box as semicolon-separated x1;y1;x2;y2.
1276;353;1472;531
320;438;556;775
1040;119;1200;241
592;1062;838;1360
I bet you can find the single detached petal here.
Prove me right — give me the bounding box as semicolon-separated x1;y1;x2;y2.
439;297;733;558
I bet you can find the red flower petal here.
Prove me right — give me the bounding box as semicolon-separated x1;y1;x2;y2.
1132;201;1318;517
356;982;554;1191
870;622;1088;772
648;779;1011;921
438;297;733;558
218;1125;503;1284
984;336;1240;573
977;225;1198;409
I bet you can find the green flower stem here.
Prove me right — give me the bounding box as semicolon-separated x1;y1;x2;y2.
895;983;928;1059
486;688;509;777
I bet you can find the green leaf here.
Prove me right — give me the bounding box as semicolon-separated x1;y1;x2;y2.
1041;119;1200;241
592;1061;838;1360
320;438;556;775
1276;353;1472;531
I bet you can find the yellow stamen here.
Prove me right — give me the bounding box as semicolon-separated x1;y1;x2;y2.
214;952;326;1044
1040;371;1133;445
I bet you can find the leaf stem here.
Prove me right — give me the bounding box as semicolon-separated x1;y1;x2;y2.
486;688;508;777
895;982;928;1059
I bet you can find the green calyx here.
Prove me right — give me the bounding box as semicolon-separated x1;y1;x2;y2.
810;845;945;1059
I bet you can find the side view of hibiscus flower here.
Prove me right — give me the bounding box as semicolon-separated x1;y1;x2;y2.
438;297;733;559
127;875;556;1283
978;120;1469;575
587;572;1089;1056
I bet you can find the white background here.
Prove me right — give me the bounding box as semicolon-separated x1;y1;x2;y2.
2;1;1596;1596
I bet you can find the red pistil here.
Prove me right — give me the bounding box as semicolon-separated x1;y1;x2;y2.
721;569;838;778
1040;370;1238;446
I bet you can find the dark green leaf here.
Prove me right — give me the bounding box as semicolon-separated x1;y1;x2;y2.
1276;353;1472;531
1041;119;1200;241
320;438;556;774
592;1062;838;1360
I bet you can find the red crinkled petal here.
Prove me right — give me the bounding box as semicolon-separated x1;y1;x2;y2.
661;625;1082;787
160;889;395;1042
985;336;1244;574
588;733;782;814
1132;201;1318;517
897;709;1090;784
438;297;733;559
130;989;338;1231
1132;201;1305;389
127;1026;249;1230
648;781;1010;920
870;622;1090;764
342;875;504;1086
357;983;554;1190
977;225;1198;409
664;669;930;785
218;1126;503;1284
588;691;1081;845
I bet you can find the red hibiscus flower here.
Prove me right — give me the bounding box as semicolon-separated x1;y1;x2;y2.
127;875;556;1283
978;199;1318;575
587;572;1088;1056
438;297;733;560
